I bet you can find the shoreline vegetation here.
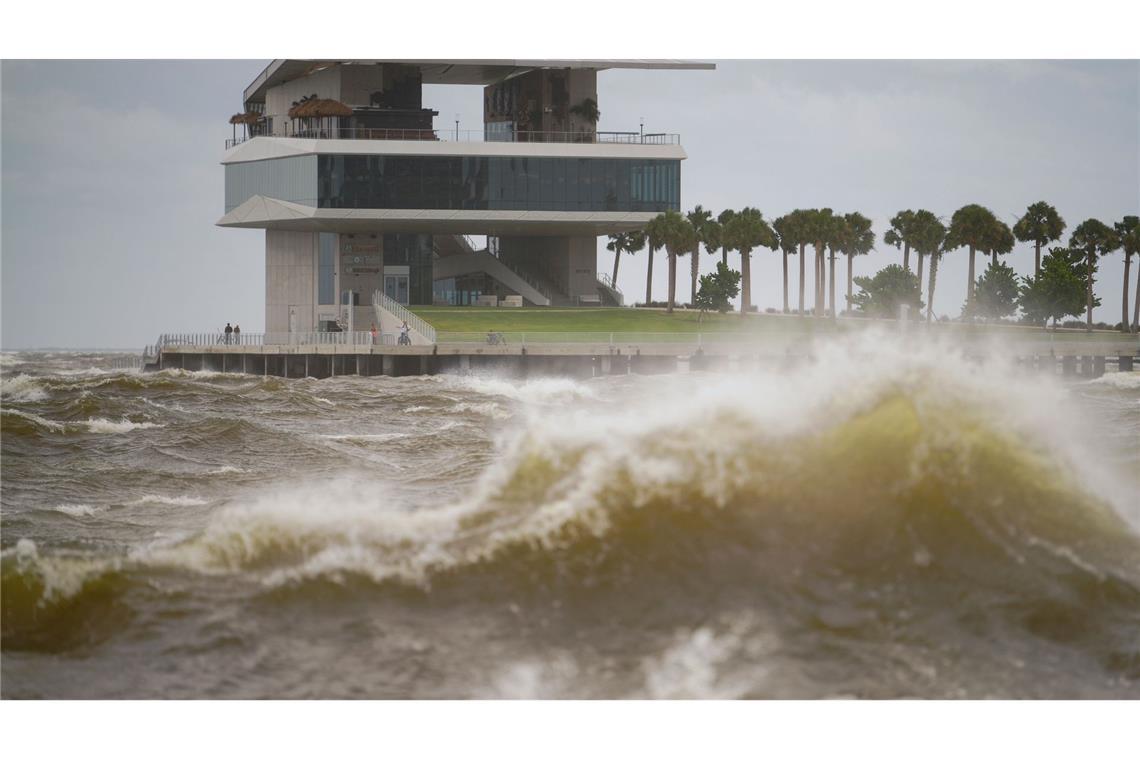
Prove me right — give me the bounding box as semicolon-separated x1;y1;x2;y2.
468;204;1138;335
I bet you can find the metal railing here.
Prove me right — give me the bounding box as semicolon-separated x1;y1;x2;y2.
371;291;437;344
226;128;681;149
156;331;395;348
433;332;769;347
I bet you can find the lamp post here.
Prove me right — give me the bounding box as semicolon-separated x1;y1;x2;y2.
455;113;460;141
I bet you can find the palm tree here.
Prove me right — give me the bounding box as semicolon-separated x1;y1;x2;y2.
772;214;801;314
1114;216;1138;333
1013;201;1066;277
686;206;714;306
803;208;836;317
605;230;646;288
644;214;667;307
905;210;941;294
884;210;917;272
1069;218;1121;331
926;245;944;323
834;212;875;315
908;212;947;321
985;221;1015;268
716;209;736;266
944;204;1003;317
655;210;697;314
725;207;778;315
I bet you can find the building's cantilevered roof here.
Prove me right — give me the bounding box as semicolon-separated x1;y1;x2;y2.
243;59;715;104
218;195;660;237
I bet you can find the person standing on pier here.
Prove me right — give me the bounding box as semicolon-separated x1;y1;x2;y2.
233;324;240;345
224;323;233;345
370;322;378;345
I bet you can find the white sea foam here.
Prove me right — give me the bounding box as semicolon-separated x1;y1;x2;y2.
2;408;67;432
317;433;409;444
53;504;100;518
0;374;49;402
460;376;598;405
82;418;163;434
206;465;247;475
129;495;210;507
452;401;513;420
1086;371;1140;390
312;397;336;406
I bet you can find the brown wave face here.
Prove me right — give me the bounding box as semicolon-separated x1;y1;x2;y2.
3;345;1140;697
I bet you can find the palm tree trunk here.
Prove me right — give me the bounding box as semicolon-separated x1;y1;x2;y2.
1034;242;1041;277
927;254;939;322
967;245;976;316
916;251;925;299
782;250;789;313
741;251;751;315
846;253;853;314
817;246;826;317
798;244;806;316
813;245;822;317
1122;252;1132;333
1086;247;1094;332
667;251;677;314
612;249;621;286
691;245;699;306
829;252;839;319
903;243;910;272
991;250;997;268
828;252;836;318
645;246;654;306
721;246;727;267
1134;261;1140;333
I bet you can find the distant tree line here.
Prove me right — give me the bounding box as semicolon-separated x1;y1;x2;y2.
608;203;1140;333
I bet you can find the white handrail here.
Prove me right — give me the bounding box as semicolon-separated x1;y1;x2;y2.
372;291;437;344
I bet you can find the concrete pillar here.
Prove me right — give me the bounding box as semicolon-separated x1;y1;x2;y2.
1092;355;1105;378
1080;356;1093;377
1061;356;1076;376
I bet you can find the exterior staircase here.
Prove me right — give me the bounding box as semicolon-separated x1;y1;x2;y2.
433;250;552;306
372;291;436;345
595;273;624;306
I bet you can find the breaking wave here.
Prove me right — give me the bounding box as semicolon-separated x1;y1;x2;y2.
4;335;1139;691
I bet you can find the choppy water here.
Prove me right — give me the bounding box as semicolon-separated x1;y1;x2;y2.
2;337;1139;699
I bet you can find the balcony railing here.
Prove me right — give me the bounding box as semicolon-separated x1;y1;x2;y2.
225;128;680;150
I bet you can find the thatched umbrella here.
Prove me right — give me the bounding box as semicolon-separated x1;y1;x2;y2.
287;98;352;137
229;112;262;141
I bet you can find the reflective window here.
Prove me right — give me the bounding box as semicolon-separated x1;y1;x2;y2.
224;155;317;212
317;155;679;213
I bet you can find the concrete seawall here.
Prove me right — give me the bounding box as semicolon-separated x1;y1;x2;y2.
152;340;1137;379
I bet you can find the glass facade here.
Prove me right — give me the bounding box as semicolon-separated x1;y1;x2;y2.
382;233;433;305
318;154;679;213
224;154;317;212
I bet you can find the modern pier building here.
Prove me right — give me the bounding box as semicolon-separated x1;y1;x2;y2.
219;59;714;339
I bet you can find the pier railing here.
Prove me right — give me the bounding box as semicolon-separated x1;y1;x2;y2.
157;331;395;347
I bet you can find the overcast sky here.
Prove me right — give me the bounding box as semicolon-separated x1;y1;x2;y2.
2;60;1137;348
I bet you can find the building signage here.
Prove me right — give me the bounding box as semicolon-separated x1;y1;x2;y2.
342;255;382;265
342;242;381;254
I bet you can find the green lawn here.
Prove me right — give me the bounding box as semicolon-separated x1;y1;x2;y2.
409;306;1137;343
